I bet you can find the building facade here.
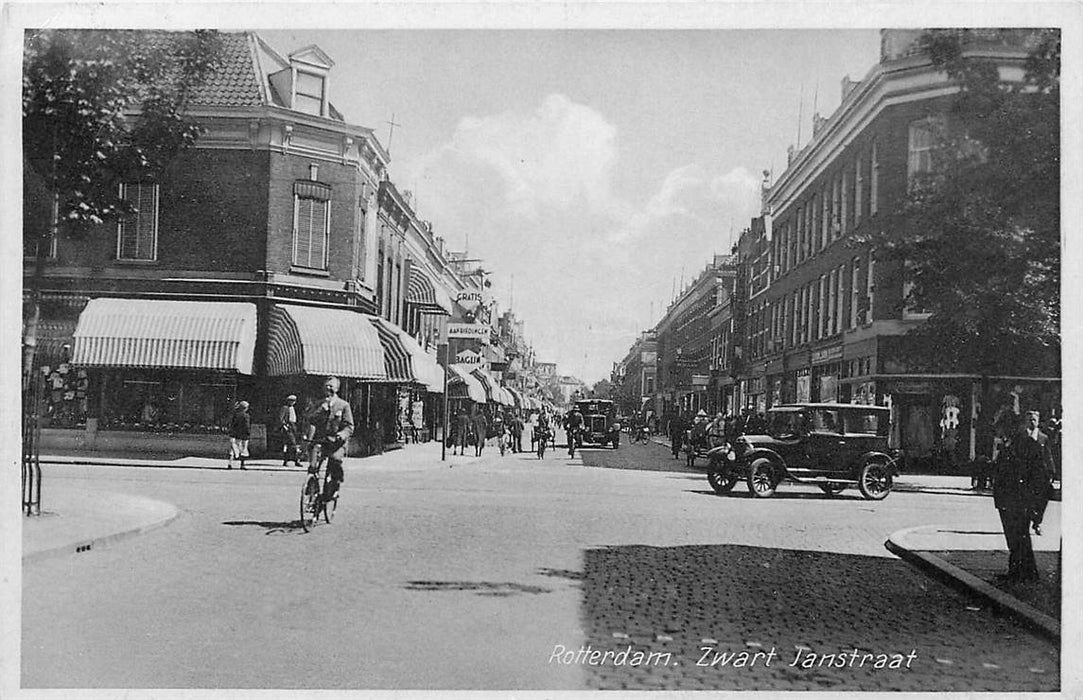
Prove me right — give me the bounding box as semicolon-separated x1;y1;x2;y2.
23;32;458;456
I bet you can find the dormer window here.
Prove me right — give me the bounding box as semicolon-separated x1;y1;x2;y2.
294;71;325;116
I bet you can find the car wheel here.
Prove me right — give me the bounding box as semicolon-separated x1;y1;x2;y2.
707;462;738;495
747;458;777;498
818;482;847;496
858;460;893;500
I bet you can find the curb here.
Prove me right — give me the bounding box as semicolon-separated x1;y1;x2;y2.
885;526;1059;642
23;499;181;565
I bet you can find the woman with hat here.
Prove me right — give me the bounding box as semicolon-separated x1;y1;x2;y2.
278;394;301;466
228;400;251;469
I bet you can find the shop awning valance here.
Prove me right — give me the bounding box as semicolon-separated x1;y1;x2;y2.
447;364;487;403
266;304;387;379
405;266;453;315
72;298;257;373
470;367;515;406
504;386;523;408
367;316;413;383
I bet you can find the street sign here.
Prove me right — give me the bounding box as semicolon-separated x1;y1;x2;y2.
447;323;490;343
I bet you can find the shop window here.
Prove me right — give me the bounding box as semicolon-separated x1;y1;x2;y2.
99;370;236;432
40;362;89;428
116;183;158;261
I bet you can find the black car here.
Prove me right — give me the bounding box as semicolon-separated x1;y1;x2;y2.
574;399;621;448
704;403;898;500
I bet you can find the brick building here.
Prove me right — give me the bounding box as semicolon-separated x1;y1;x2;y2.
749;29;1060;466
23;32;461;456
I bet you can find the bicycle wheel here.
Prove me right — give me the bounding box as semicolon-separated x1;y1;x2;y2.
299;474;320;532
322;484;338;524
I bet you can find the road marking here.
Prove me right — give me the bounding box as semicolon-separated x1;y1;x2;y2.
656;635;673;642
982;662;1000;670
612;632;629;639
1029;667;1047;674
702;638;718;645
935;658;954;665
745;641;762;648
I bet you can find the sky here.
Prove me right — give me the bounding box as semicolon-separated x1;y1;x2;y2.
259;28;886;383
257;29;883;383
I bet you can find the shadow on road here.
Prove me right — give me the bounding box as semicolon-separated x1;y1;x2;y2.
403;580;552;597
221;520;310;534
685;488;867;501
559;543;1058;692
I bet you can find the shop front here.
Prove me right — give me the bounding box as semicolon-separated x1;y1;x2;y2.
43;297;259;454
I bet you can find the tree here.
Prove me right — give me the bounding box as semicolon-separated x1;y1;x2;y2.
863;29;1059;378
591;378;614;400
858;29;1059;461
21;30;226;510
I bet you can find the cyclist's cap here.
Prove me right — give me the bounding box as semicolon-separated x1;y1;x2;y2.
238;401;250;410
285;394;297;402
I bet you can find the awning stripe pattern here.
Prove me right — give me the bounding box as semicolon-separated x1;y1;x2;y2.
406;267;453;315
368;317;413;383
447;364;487;403
73;298;257;373
265;305;387;379
504;386;523;408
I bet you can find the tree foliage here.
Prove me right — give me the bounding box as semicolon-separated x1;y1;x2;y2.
22;29;225;237
866;29;1060;376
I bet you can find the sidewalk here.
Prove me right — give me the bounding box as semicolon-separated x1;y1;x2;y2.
23;440;479;563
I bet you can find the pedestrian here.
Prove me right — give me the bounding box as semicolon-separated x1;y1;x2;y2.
277;394;300;466
510;411;524;453
228;400;251;469
455;407;471;456
991;413;1051;582
1018;410;1056;536
472;408;488;457
668;411;686;459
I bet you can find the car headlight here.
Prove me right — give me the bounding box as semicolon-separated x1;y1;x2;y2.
726;449;736;460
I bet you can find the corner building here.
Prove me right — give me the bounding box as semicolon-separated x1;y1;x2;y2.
23;32;457;457
753;29;1059;468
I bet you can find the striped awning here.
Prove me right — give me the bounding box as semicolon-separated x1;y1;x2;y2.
72;298;257;373
471;367;515;406
367;317;445;391
406;266;453;315
504;386;524;408
368;317;413;383
447;364;487;403
266;304;386;379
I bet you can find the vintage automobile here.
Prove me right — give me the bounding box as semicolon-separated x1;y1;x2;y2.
704;403;898;500
574;399;621;448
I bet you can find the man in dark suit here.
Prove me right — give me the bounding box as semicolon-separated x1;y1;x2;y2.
1018;410;1056;535
992;411;1053;582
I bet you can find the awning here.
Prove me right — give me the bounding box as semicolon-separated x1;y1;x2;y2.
470;367;501;403
369;317;446;392
504;386;524;408
406;265;453;315
266;304;386;379
367;316;413;383
447;364;486;403
73;298;256;373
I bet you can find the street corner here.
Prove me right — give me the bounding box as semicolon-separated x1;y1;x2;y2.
23;489;180;565
884;525;1060;643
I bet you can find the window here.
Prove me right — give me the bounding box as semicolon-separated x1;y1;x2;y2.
832;174;842;240
841;168;851;234
818;275;827;339
854;157;864;225
295;71;326;116
821;186;830;250
836;265;846;335
842;410;885;436
908;117;942;186
828;269;838;336
902;261;931;319
293;191;329;270
116;183;159;261
850;259;861;329
865;250;876;324
870;141;880;215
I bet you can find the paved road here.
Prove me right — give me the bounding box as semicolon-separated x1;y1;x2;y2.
22;442;1059;691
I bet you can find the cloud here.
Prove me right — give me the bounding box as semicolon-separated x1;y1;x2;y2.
401;96;764;382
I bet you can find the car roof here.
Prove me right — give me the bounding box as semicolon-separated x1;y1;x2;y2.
769;403;889;412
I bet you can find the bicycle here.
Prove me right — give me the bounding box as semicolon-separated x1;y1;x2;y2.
536;427;550;459
567;427;580;458
497;429;509;456
299;441;339;532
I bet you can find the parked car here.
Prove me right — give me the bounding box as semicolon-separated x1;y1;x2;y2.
704;403;899;500
574;399;621;448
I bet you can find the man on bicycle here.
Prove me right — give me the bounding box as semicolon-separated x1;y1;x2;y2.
305;376;354;500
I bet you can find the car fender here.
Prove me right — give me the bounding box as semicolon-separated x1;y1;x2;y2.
858;450;899;475
743;448;786;474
